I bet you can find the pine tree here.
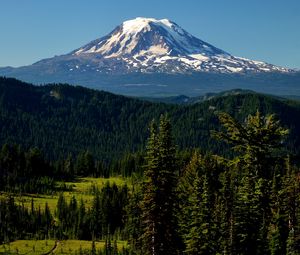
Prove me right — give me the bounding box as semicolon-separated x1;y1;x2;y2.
69;196;78;238
56;193;68;239
156;115;179;254
140;120;160;255
219;167;235;254
64;154;74;179
91;191;103;239
43;202;52;239
185;173;216;254
140;115;179;255
177;152;201;244
270;211;287;255
126;185;143;254
285;168;300;254
213;111;289;254
212;111;289;179
91;240;97;255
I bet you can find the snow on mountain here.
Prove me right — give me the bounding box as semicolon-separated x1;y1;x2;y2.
73;17;226;57
59;17;290;74
1;17;292;78
0;17;298;98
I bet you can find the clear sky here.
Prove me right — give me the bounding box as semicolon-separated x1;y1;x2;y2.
0;0;299;68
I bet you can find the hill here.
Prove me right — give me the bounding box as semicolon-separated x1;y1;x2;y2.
1;77;300;161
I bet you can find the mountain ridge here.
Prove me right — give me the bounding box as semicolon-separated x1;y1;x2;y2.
0;17;299;97
31;17;292;75
1;76;300;161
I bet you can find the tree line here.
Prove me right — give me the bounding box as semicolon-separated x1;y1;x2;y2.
0;143;146;193
1;76;300;163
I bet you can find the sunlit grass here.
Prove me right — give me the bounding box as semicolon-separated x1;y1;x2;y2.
0;177;130;213
0;239;55;255
55;240;127;254
0;239;128;254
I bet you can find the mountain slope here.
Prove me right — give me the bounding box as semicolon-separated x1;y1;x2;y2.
1;77;300;161
0;17;299;97
69;17;289;74
9;17;292;75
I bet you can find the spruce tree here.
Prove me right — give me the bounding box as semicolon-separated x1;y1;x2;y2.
219;167;235;254
185;173;216;254
213;111;289;254
177;152;201;243
156;115;179;254
212;111;289;179
178;152;218;254
126;185;143;253
285;166;300;254
140;120;160;255
140;115;179;255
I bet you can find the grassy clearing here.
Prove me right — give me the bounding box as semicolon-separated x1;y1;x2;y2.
0;239;55;254
0;239;127;254
0;177;130;213
55;240;127;254
64;176;129;193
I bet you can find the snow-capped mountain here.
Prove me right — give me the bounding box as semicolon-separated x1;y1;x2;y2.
0;17;298;97
60;17;289;74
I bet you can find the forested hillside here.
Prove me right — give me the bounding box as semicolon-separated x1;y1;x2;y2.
1;77;300;254
1;77;300;162
1;113;299;254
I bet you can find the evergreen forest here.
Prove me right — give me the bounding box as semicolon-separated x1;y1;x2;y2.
0;77;299;254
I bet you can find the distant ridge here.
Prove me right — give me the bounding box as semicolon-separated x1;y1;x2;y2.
1;77;300;160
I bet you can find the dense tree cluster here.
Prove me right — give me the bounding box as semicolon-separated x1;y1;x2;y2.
1;77;300;162
0;143;146;193
1;111;299;254
1;77;300;254
128;113;300;254
0;182;129;245
0;112;299;254
0;144;54;193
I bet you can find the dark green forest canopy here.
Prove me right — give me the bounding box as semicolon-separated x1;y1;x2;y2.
1;76;300;161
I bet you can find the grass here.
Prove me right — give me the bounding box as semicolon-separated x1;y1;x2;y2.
0;177;130;213
0;239;127;254
55;240;127;254
64;177;128;192
0;239;55;255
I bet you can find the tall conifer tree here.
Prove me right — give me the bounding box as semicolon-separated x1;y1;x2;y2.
141;115;179;255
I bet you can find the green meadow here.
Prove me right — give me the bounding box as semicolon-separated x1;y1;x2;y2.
0;177;130;213
0;177;130;254
0;239;127;254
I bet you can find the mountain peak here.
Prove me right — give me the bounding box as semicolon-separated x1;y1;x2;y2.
69;17;291;74
121;17;174;33
4;17;293;76
73;16;227;61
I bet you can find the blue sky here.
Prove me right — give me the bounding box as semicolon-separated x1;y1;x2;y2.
0;0;299;68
